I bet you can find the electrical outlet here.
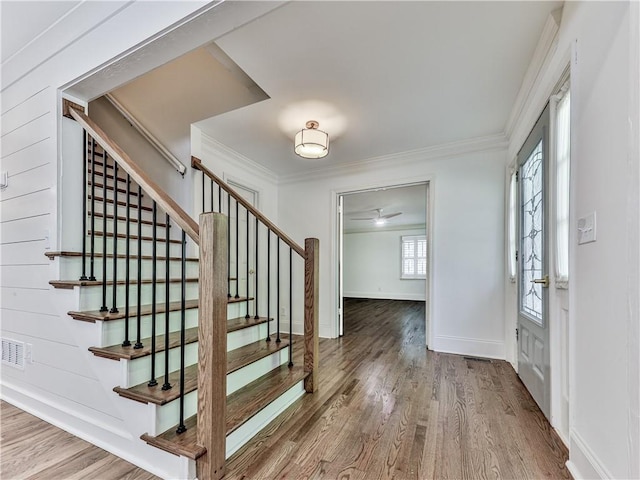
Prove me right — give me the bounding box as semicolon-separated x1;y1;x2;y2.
0;171;8;189
44;229;51;250
578;212;596;244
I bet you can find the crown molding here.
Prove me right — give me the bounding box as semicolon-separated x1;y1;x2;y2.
200;131;279;184
504;8;562;141
279;133;508;185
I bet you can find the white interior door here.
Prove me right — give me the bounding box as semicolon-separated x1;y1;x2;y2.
517;104;551;419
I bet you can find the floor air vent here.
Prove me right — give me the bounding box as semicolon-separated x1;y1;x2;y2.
1;338;25;370
464;356;491;363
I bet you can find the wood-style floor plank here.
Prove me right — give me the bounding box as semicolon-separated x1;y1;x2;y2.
0;402;158;480
224;298;571;480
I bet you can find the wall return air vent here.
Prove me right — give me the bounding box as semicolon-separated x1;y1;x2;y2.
1;338;25;370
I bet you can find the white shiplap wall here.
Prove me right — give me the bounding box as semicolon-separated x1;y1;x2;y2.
0;2;218;478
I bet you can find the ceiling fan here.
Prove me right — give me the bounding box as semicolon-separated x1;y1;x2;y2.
351;208;402;225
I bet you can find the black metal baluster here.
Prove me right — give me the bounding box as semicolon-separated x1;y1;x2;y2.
201;172;205;213
235;199;240;298
134;185;143;349
88;138;96;281
276;238;281;344
218;185;222;213
148;201;158;387
122;174;131;347
176;230;187;434
227;192;231;298
110;162;119;314
266;229;271;342
79;131;88;281
162;214;172;391
254;217;259;320
210;179;214;212
288;247;293;367
245;208;250;318
99;152;109;312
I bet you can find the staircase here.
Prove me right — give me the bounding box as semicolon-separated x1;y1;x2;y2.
47;101;319;479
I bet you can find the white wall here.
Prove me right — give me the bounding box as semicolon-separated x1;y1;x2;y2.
343;228;426;301
278;141;507;358
88;97;192;214
506;2;640;478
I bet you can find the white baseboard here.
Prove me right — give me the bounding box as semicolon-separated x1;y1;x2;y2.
1;381;188;480
344;292;426;301
432;334;505;359
568;429;612;479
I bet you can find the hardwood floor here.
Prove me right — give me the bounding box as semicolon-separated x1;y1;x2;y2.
1;299;569;479
0;402;159;480
225;298;570;479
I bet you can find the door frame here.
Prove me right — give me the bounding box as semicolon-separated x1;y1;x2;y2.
332;179;432;345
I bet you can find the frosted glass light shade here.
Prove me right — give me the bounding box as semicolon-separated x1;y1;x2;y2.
294;124;329;159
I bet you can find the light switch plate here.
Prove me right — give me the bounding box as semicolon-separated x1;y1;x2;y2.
578;212;596;244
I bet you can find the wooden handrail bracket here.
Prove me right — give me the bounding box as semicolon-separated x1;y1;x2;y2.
192;157;304;257
67;106;199;244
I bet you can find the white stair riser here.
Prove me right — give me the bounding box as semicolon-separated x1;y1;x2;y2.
99;309;200;347
227;322;270;350
59;256;199;282
85;237;186;257
98;306;262;348
93;217;170;240
126;342;198;388
226;382;305;459
79;282;199;311
152;349;290;435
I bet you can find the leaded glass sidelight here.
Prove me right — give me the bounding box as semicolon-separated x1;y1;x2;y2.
520;140;544;323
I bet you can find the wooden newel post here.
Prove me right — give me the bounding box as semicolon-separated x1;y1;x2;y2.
304;238;319;393
197;213;227;480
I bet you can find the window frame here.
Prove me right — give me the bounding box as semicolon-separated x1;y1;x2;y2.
401;235;427;280
552;83;571;288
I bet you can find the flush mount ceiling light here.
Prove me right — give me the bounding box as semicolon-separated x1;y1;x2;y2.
294;120;329;159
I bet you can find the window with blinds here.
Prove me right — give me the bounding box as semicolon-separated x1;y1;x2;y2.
401;235;427;279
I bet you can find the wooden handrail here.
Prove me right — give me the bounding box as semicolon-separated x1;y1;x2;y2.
191;157;304;258
67;106;200;244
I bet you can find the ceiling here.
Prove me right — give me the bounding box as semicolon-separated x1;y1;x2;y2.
196;1;562;176
343;184;427;234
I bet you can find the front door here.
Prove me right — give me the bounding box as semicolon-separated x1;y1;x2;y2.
517;104;550;419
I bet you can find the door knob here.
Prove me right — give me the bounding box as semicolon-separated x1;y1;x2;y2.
531;275;549;288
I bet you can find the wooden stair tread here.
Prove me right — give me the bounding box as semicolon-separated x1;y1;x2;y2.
88;230;179;243
113;335;290;405
70;299;199;323
88;169;128;183
50;277;199;289
89;316;271;359
227;316;269;333
88;195;153;211
45;251;198;262
90;327;199;360
89;181;140;196
140;365;308;459
90;211;167;227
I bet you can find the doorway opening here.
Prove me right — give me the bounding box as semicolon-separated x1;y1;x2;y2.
337;182;430;345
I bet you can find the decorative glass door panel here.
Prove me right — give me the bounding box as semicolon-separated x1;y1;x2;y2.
520;140;544;325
